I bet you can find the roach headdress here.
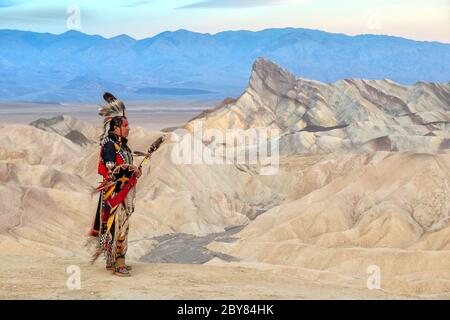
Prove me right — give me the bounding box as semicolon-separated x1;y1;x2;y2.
98;92;126;143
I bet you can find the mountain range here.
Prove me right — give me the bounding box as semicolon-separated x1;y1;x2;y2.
0;28;449;102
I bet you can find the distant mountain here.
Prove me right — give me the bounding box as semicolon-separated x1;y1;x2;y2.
0;28;449;102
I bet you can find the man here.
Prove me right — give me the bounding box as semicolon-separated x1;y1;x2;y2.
89;92;141;277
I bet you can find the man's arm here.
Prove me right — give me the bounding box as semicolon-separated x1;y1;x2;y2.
102;141;117;178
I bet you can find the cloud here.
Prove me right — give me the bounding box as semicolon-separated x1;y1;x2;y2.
0;6;97;24
0;0;26;8
123;1;153;7
177;0;306;9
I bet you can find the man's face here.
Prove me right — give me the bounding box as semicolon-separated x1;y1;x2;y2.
114;118;130;138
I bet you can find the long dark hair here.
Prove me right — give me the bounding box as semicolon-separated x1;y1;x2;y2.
99;116;127;144
109;116;125;134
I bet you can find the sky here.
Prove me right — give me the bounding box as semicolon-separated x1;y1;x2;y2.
0;0;448;43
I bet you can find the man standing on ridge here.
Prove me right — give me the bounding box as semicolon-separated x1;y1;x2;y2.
89;92;142;277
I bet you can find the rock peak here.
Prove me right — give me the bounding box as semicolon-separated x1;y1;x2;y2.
252;57;294;79
249;57;297;94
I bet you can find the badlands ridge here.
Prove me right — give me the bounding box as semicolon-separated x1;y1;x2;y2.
0;58;449;299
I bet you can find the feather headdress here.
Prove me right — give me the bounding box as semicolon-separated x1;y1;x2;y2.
99;92;126;119
98;92;126;144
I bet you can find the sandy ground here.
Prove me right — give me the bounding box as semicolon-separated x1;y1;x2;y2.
0;255;426;300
